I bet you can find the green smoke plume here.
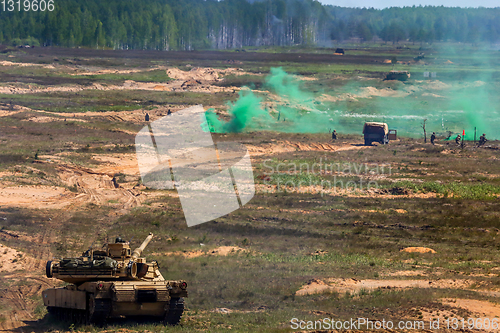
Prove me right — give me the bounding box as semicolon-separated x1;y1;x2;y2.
205;67;333;133
205;52;499;140
205;90;272;133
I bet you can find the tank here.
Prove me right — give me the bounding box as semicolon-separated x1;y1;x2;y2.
42;233;187;326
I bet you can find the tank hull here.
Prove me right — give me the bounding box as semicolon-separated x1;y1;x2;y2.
43;280;187;324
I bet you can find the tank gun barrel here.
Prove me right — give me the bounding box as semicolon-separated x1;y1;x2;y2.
132;233;153;259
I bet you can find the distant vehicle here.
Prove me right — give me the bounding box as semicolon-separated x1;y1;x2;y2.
384;71;410;81
334;48;345;55
363;122;396;145
43;233;187;325
388;129;397;141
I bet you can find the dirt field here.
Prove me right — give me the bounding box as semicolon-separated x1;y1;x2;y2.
1;45;500;332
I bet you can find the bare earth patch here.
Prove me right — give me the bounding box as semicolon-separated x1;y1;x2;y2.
0;185;71;209
401;247;437;254
441;298;500;319
156;246;248;259
296;278;472;296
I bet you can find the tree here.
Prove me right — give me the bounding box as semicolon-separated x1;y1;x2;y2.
422;118;427;143
356;22;373;42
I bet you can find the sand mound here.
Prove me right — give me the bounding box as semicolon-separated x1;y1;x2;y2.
0;244;25;273
159;246;248;259
72;67;159;76
22;116;87;123
166;67;221;82
296;279;335;296
246;140;369;156
296;278;471;296
0;244;42;273
153;84;169;91
358;87;409;98
421;92;444;98
441;298;500;319
425;80;450;90
0;60;55;69
91;153;140;176
401;247;436;254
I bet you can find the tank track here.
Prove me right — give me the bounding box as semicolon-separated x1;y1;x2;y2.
164;297;184;326
88;297;112;325
47;297;111;326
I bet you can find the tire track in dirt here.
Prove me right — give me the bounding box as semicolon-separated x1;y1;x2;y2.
0;219;58;331
0;277;55;331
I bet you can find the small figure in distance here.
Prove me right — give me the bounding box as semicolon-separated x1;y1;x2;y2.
145;113;150;122
478;133;487;147
332;129;337;140
167;109;172;115
430;132;436;145
112;176;120;188
455;134;461;145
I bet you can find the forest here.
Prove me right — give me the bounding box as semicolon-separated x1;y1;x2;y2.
0;0;499;50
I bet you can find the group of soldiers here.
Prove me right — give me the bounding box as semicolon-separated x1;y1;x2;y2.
430;131;488;147
331;129;488;147
144;109;172;122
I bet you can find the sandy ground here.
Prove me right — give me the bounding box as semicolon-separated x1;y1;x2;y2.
409;298;500;332
0;185;71;209
246;140;370;156
0;137;378;210
441;298;500;320
0;65;252;95
0;238;56;332
296;277;473;296
0;154;143;210
401;247;437;254
154;246;248;259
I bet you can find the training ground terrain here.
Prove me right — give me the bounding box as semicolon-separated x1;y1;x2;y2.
1;43;500;332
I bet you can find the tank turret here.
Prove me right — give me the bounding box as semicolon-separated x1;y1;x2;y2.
43;233;187;326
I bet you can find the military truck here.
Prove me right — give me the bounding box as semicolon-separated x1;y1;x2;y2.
363;122;396;145
43;233;187;325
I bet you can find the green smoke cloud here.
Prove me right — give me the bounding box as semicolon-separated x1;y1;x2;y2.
205;90;272;133
205;67;333;134
205;54;499;140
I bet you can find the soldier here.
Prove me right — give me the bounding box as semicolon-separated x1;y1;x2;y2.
430;132;436;145
478;133;487;147
145;113;150;122
112;176;120;188
332;130;337;140
455;134;461;145
167;109;172;115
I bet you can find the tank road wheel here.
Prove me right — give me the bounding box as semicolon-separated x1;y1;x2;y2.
87;295;111;326
164;297;184;326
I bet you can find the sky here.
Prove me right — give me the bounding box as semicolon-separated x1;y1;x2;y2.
317;0;499;9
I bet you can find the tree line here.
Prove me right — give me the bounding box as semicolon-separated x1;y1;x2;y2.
0;0;499;50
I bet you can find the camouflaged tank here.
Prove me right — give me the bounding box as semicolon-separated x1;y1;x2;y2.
43;233;187;325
